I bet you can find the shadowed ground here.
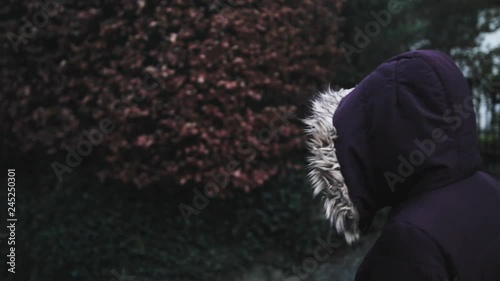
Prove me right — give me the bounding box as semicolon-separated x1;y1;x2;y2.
1;163;386;281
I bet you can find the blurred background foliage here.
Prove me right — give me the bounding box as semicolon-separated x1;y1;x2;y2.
0;0;499;280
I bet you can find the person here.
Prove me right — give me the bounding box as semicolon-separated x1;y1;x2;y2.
304;50;500;281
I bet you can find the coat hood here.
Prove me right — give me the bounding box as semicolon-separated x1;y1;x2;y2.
305;50;482;244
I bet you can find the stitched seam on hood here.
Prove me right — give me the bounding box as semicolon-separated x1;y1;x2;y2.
412;55;460;175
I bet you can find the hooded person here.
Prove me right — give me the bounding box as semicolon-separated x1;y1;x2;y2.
304;50;500;281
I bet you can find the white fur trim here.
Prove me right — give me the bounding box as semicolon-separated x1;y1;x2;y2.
304;87;360;245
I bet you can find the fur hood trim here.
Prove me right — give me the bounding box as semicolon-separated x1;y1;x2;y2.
304;87;360;245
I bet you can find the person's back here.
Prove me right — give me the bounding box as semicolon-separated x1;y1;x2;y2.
357;171;500;281
304;50;500;281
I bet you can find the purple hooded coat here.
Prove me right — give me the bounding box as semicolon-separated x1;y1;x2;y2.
305;50;500;281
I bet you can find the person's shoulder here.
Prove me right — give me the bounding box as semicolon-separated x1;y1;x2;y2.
391;171;500;239
375;221;443;265
354;221;449;281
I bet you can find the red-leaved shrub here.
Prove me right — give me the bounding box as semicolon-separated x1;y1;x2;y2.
1;0;343;190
